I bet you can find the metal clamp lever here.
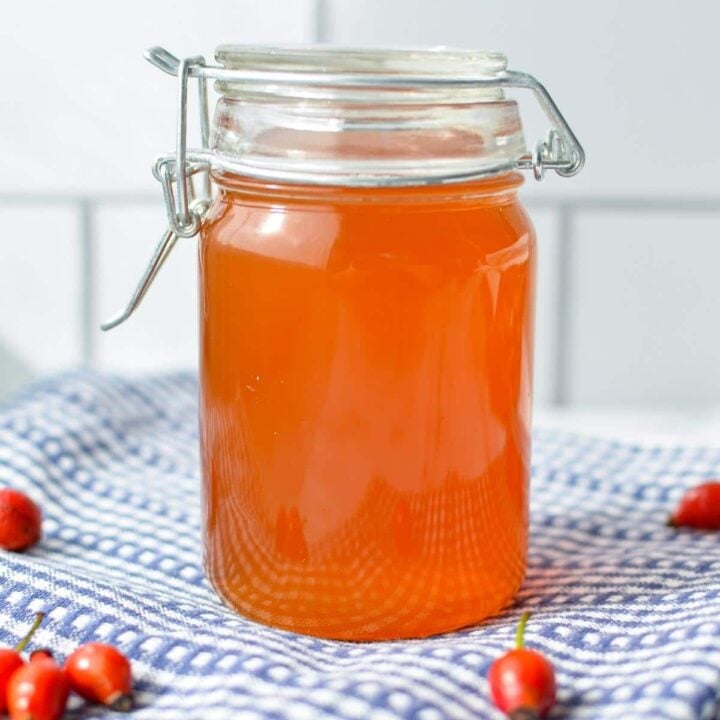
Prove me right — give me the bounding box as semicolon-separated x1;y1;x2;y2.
100;197;210;331
101;49;211;331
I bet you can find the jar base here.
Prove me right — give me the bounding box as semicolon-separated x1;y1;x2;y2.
207;568;525;641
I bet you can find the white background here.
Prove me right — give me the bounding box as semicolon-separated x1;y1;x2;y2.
0;0;719;408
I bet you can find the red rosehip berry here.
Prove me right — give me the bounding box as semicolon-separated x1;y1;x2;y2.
0;651;23;713
7;652;69;720
668;481;720;530
488;613;556;719
65;642;133;711
0;613;45;712
0;489;42;551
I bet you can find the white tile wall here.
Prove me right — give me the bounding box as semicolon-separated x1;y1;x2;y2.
567;211;720;405
325;0;720;198
0;0;316;194
1;0;720;408
0;205;82;395
95;204;199;373
0;0;316;384
527;208;561;406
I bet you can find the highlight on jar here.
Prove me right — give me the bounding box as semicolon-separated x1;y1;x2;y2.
95;44;584;641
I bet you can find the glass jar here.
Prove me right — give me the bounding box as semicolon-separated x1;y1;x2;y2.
105;45;583;640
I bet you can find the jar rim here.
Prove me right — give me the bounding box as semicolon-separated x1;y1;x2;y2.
213;44;510;104
215;44;508;82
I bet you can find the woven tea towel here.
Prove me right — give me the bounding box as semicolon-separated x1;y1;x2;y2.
0;372;718;720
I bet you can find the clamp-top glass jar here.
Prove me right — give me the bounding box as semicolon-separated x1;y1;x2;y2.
104;45;583;640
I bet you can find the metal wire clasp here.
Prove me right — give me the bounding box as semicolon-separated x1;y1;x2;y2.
102;46;585;330
101;49;211;331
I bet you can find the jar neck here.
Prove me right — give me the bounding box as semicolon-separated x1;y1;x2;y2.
209;46;527;187
211;171;525;207
210;92;526;188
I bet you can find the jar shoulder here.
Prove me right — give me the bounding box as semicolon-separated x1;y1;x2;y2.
202;182;534;272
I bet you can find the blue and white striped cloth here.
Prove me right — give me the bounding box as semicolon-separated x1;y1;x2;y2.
0;372;719;720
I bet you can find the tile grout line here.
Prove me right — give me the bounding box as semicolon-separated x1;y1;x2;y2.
78;200;95;368
313;0;329;43
554;206;574;406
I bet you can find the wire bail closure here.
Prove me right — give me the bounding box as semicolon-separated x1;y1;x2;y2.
101;46;584;331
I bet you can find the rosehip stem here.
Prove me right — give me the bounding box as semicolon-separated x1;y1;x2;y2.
14;612;45;653
515;612;531;650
